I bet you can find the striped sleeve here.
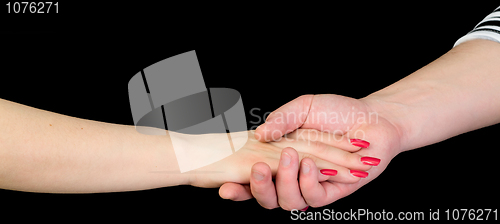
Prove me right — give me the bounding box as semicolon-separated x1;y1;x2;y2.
454;6;500;47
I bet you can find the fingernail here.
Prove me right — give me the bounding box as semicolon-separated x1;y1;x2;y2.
350;170;369;178
301;162;310;174
281;152;291;167
350;139;370;148
360;156;381;166
320;169;338;176
252;170;265;181
300;206;309;212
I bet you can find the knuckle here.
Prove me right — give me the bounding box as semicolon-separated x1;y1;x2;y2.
307;200;324;208
259;203;278;210
345;152;358;164
279;202;300;211
277;200;290;211
343;151;362;168
278;198;305;211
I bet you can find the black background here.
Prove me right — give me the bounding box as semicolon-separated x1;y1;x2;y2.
2;2;499;222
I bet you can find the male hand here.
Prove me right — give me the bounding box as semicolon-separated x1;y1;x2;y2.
219;94;403;209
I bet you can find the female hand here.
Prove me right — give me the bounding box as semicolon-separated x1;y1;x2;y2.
219;94;403;209
187;129;379;192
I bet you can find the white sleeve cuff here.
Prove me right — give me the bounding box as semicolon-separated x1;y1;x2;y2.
453;6;500;47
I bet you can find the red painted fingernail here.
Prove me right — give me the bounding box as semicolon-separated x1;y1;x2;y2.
350;139;370;148
300;206;309;211
320;169;338;176
350;170;369;178
360;156;381;166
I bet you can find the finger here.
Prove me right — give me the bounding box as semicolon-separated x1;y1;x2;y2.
275;147;308;211
285;129;362;152
219;182;253;201
311;157;365;184
348;124;391;168
314;168;380;207
299;158;328;207
272;139;379;171
255;95;314;142
249;162;279;209
312;181;357;206
300;159;366;207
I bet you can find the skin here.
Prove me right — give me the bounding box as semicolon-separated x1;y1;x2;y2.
219;39;500;210
2;39;498;211
0;98;373;193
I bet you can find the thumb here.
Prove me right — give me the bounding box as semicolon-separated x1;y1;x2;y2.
255;95;314;142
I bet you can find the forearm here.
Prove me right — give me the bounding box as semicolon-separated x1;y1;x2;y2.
0;99;188;193
363;39;500;152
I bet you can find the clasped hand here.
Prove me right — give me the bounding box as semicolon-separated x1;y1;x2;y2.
188;128;377;210
208;94;402;210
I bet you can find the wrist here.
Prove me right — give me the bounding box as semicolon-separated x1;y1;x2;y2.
168;131;239;187
360;92;415;153
132;129;192;188
361;69;453;152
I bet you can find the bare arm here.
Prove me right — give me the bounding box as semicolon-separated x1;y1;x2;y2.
0;97;366;193
0;98;187;193
363;39;500;152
